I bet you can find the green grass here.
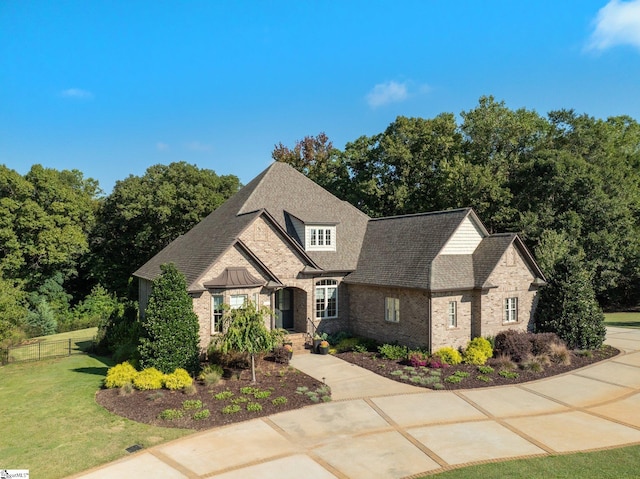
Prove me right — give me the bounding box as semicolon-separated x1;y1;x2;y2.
604;312;640;329
0;352;191;479
5;327;99;362
425;445;640;478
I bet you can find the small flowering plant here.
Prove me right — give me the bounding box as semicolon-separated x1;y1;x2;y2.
319;340;329;348
284;344;293;352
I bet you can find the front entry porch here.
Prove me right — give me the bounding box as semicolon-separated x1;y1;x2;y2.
274;287;308;333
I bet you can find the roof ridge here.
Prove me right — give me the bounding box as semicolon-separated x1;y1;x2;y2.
371;207;471;222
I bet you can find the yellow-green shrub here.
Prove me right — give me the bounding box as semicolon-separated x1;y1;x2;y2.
463;347;488;365
164;368;193;390
104;361;138;388
463;337;493;365
433;346;462;365
133;367;165;390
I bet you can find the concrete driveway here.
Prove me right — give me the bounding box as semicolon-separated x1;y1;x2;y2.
70;327;640;479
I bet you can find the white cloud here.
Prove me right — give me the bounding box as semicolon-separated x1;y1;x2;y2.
185;141;212;152
587;0;640;51
156;142;169;151
366;81;409;108
60;88;94;99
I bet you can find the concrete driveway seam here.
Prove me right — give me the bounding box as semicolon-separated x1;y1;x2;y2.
149;450;199;479
362;397;450;468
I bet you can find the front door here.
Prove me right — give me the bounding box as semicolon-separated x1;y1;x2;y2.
275;288;294;330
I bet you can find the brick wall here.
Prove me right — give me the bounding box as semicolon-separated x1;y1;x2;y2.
431;291;473;350
348;283;430;349
479;243;539;338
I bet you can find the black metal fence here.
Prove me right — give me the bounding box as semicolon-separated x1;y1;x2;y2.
0;336;95;365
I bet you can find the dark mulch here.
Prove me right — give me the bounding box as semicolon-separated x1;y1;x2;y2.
96;357;327;430
336;345;620;390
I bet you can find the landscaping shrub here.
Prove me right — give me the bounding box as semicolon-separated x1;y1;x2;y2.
104;361;138;388
198;364;224;386
549;342;572;365
181;399;202;410
463;337;493;365
520;354;550;372
164;368;193;390
133;367;165;390
530;332;563;355
272;345;291;364
494;330;532;362
138;263;200;375
433;346;462;365
408;351;429;367
534;255;606;350
378;343;407;360
493;353;517;370
158;409;184;420
193;409;210;420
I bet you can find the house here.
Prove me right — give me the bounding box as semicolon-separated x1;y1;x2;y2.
134;161;546;351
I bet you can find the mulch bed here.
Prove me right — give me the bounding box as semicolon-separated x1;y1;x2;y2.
96;357;326;430
336;345;620;390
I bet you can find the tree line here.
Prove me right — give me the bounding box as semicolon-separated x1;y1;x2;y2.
273;96;640;309
1;95;638;346
0;162;240;345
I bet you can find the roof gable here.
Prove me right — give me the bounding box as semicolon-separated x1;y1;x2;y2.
344;208;472;289
134;162;369;286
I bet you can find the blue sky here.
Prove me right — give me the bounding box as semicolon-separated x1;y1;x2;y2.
1;0;640;194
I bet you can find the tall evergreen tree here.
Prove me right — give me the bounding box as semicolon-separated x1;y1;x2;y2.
534;255;606;350
138;263;200;374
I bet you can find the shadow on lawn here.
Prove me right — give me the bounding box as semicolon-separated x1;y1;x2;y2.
73;366;109;376
606;321;640;328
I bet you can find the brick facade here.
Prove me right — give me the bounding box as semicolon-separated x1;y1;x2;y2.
476;243;538;339
348;284;430;349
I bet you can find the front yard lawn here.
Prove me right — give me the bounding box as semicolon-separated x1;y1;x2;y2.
0;353;190;479
604;312;640;329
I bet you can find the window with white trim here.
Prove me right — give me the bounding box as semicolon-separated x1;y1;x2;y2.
211;294;224;334
315;279;338;318
305;226;336;251
385;297;400;323
230;294;248;309
505;297;518;323
448;301;457;328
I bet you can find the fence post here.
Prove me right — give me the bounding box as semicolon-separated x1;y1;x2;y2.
38;341;41;361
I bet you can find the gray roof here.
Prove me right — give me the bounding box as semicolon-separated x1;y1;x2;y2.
345;211;545;291
134;162;370;289
344;209;472;290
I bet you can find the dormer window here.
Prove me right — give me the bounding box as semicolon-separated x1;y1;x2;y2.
305;225;336;251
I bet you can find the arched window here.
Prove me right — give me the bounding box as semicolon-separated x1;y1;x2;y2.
315;279;338;319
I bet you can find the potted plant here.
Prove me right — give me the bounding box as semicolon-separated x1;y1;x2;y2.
318;340;330;355
284;343;293;360
312;332;327;353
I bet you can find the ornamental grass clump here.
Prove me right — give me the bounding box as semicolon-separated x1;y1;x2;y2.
104;361;138;388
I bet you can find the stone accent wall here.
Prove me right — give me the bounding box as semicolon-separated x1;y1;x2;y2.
479;243;539;338
348;284;430;349
431;291;473;351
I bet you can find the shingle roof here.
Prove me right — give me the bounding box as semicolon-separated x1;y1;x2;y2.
344;209;472;289
345;210;545;292
133;162;370;289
